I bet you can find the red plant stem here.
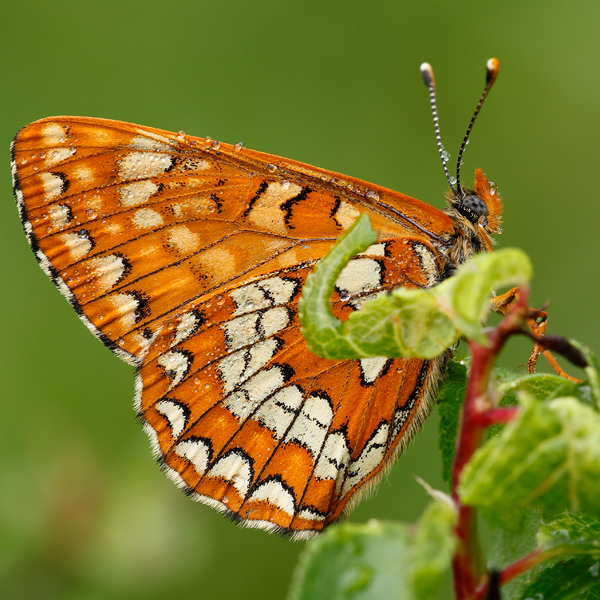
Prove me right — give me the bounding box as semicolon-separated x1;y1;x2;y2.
473;406;519;428
474;547;570;599
451;288;530;600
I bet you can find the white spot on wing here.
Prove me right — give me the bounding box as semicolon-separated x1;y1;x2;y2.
336;258;381;296
157;350;190;390
155;399;187;439
218;338;278;393
39;172;65;200
230;277;296;316
209;453;252;495
223;307;289;352
87;254;126;292
44;146;77;167
341;423;389;496
172;312;200;346
335;201;360;230
119;181;158;206
42;123;67;146
253;385;303;438
314;432;351;489
71;164;95;187
360;357;389;384
224;366;285;419
298;508;326;522
48;204;71;230
285;395;333;455
174;438;211;474
58;233;92;262
223;313;260;351
132;207;164;229
119;151;172;180
108;292;139;330
129;134;173;152
168;225;200;254
248;480;295;515
359;242;386;257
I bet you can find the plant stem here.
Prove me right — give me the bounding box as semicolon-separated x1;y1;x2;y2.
451;287;530;599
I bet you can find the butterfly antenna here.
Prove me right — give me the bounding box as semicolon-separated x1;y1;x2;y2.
454;58;500;194
420;62;456;194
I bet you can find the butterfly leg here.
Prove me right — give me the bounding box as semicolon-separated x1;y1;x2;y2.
490;287;581;381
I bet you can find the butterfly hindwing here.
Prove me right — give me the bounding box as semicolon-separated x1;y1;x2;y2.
12;116;452;537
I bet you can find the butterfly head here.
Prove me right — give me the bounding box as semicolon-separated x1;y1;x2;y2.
447;168;503;250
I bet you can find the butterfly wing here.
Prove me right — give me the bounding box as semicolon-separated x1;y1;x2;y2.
12;117;452;537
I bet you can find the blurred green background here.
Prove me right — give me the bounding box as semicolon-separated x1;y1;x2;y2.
1;1;599;598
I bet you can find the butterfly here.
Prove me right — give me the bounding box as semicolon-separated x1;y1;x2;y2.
11;60;502;539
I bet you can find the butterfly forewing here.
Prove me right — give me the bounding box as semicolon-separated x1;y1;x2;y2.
12;116;452;537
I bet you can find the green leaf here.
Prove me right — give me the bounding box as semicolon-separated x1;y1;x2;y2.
288;499;456;600
459;396;600;517
300;211;532;360
496;373;579;405
581;345;600;409
408;497;457;599
437;358;468;484
345;287;458;358
298;213;378;360
538;512;600;555
517;556;600;600
433;248;532;344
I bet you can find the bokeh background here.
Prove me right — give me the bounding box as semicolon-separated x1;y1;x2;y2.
1;1;599;598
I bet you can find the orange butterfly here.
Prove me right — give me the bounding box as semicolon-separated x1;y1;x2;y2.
11;60;501;538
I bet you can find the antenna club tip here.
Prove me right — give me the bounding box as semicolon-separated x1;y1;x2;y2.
486;58;500;84
420;63;435;87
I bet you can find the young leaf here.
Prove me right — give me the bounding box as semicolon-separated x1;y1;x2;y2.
298;213;378;359
288;499;456;600
459;396;600;517
300;212;532;360
433;248;532;345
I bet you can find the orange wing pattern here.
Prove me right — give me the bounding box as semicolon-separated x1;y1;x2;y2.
12;117;459;537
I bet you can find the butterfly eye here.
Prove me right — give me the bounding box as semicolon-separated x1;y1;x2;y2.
461;194;488;217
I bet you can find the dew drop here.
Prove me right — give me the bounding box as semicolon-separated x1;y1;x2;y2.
339;290;350;301
40;151;46;158
177;130;185;140
281;179;290;190
267;163;277;173
20;158;27;165
210;140;220;150
33;165;39;171
234;142;244;151
366;190;380;201
85;209;98;220
204;136;212;143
